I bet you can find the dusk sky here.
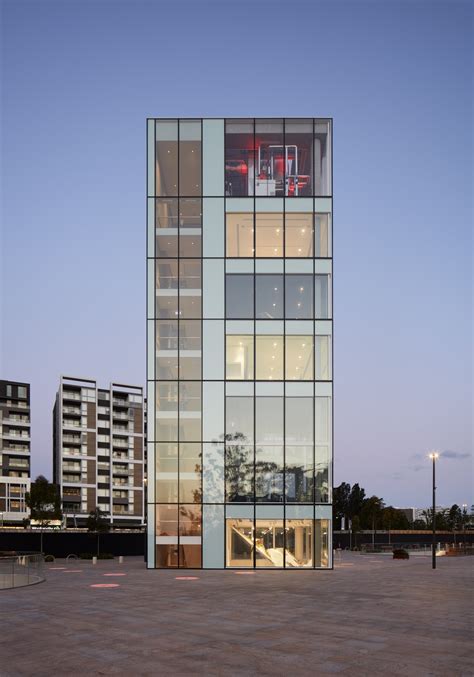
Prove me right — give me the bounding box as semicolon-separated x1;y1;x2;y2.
1;0;472;507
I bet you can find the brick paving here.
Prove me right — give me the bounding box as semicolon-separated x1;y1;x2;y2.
0;553;472;676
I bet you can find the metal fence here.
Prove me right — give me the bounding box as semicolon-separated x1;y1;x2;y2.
0;553;45;589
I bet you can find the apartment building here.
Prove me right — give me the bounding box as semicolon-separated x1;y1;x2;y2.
53;376;145;528
0;380;31;525
146;118;333;568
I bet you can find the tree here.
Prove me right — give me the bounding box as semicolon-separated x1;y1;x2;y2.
447;504;462;531
381;507;410;530
86;507;110;533
25;475;62;554
413;519;429;530
333;482;351;529
86;507;110;558
360;495;384;531
348;484;366;520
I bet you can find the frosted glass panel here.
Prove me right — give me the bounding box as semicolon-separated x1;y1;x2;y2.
203;259;224;317
203;198;224;257
203;504;225;568
203;120;224;196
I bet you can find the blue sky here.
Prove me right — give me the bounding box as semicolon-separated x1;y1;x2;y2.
1;0;472;507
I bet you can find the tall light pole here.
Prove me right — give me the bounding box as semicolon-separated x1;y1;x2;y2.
429;452;439;569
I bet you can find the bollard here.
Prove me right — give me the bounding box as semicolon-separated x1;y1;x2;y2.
92;556;97;565
119;556;123;564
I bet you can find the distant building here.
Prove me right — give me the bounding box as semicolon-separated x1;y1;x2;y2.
0;380;31;525
53;376;145;528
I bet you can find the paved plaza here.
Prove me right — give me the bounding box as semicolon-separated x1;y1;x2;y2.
1;553;472;676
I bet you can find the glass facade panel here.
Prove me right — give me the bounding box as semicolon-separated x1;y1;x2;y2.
179;120;201;196
256;274;283;319
255;519;284;566
226;212;254;257
225;445;254;502
255;446;283;502
256;336;283;381
314;120;331;196
286;520;313;566
226;275;254;318
225;120;254;197
255;120;284;197
285;276;314;319
314;214;330;257
284;120;314;197
226;335;254;380
285;213;313;257
255;212;283;257
226;519;254;567
148;119;333;570
155;120;178;196
285;336;313;380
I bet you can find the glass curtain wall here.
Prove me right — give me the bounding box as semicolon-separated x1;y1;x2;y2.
148;118;333;569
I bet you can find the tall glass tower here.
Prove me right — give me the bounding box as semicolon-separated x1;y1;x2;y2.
147;118;333;569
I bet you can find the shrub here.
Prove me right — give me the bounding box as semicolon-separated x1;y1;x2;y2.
44;554;55;562
393;548;409;560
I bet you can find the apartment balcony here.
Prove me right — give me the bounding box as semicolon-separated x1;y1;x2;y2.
63;406;81;416
62;391;82;401
1;417;30;426
4;444;30;453
63;435;82;444
112;399;129;408
112;440;129;449
2;431;30;441
7;459;30;469
112;411;132;421
112;468;132;477
62;419;82;429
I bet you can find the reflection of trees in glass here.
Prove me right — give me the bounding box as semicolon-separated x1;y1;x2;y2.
286;464;313;502
224;432;253;502
315;462;329;502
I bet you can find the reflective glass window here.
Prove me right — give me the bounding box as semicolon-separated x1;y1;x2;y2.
225;445;254;502
179;476;201;503
284;120;313;197
255;446;283;503
285;336;313;380
226;397;254;444
156;260;178;290
156;382;178;411
226;213;254;257
256;336;284;380
285;398;314;444
225;120;254;197
285;276;313;319
285;446;314;503
255;275;283;319
156;353;178;380
255;212;283;257
180;443;202;473
179;504;202;536
226;275;254;319
226;335;254;380
256;397;283;444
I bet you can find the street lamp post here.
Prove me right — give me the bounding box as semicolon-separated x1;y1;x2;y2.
429;452;439;569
